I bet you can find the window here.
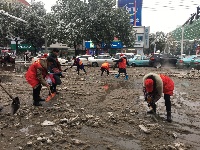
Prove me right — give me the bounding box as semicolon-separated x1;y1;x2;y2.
97;56;104;59
136;56;141;60
138;36;143;41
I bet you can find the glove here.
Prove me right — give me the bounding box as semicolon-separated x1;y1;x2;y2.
146;95;153;104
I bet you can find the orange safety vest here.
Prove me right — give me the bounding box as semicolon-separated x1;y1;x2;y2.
79;60;83;65
118;58;126;69
101;62;109;70
26;59;47;88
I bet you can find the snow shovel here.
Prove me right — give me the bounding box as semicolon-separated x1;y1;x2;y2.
0;80;20;115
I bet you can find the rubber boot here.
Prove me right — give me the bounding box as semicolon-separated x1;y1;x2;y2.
125;75;129;80
167;111;172;122
115;74;120;78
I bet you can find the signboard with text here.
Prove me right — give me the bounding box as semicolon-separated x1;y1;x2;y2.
118;0;143;26
144;26;150;48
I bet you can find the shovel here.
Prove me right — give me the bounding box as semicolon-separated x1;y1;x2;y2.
0;80;20;115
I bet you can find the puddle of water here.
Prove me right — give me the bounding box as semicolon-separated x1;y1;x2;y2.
81;126;141;150
177;133;200;146
105;137;141;150
19;125;33;136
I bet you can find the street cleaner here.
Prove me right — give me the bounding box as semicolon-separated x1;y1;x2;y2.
100;61;109;76
114;53;129;80
25;57;56;106
69;56;87;75
48;48;64;94
143;73;174;122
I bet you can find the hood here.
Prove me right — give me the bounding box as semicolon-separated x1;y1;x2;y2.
143;72;163;95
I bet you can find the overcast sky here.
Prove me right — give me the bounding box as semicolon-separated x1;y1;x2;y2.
27;0;200;34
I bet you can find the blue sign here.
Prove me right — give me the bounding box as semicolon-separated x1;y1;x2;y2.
118;0;142;26
85;41;96;48
85;41;123;49
111;41;123;49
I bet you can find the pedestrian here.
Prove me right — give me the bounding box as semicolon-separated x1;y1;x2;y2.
25;57;55;106
100;61;109;76
70;56;87;75
115;54;129;80
143;73;174;122
48;48;63;94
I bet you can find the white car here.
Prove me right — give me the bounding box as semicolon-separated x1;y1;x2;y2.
77;55;94;65
31;55;68;66
88;55;117;67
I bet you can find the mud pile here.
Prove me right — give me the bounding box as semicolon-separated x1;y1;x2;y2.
0;65;199;150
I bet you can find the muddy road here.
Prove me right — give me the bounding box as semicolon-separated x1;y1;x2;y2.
0;64;200;150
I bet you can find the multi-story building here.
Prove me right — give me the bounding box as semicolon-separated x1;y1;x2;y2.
4;0;30;6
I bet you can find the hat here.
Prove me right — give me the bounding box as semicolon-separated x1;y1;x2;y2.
42;53;48;58
145;79;154;92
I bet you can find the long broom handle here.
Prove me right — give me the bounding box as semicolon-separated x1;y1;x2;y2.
0;84;14;99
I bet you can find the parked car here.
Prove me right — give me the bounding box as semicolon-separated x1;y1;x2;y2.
176;55;197;69
190;56;200;70
88;55;116;67
77;55;94;65
128;55;150;67
149;53;178;68
31;54;68;65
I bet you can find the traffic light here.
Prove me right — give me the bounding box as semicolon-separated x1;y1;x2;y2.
196;6;200;19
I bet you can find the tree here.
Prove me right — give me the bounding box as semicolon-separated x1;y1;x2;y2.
148;32;166;54
23;1;47;55
52;0;135;55
52;0;89;55
0;1;27;49
0;1;51;55
85;0;135;47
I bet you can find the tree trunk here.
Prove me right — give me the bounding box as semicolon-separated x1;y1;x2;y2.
74;41;78;56
15;40;19;54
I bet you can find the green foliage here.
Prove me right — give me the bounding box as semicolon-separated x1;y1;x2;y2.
52;0;135;47
0;0;136;50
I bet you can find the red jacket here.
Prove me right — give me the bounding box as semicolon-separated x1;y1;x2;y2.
118;58;126;69
160;74;174;95
26;59;48;88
